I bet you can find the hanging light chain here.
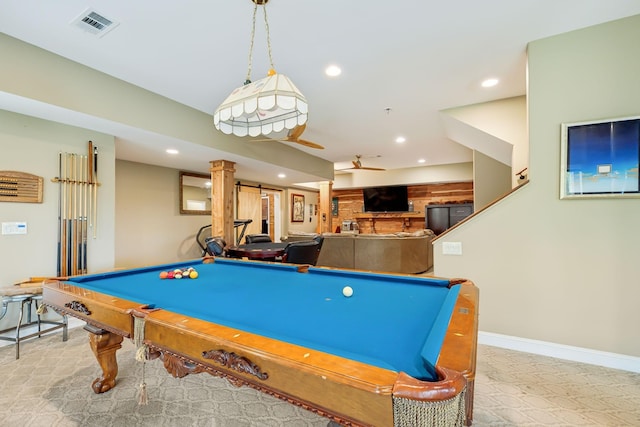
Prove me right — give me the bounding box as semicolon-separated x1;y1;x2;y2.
262;4;275;71
245;1;276;84
245;2;259;84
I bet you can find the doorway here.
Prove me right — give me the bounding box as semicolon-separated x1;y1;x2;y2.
261;196;269;234
261;191;282;242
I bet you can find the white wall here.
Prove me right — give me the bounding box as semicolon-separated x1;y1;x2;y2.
473;150;512;209
434;15;640;359
115;161;323;261
442;96;528;188
115;160;207;268
0;109;116;283
0;110;115;329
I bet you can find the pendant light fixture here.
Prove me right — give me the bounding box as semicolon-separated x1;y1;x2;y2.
213;0;308;138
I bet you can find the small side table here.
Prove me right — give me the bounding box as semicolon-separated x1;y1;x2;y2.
0;281;68;359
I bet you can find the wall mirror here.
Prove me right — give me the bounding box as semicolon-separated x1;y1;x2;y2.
180;171;212;215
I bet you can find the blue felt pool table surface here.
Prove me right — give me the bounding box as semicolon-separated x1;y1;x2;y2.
67;258;460;381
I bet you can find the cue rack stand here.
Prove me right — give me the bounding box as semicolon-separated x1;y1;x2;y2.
52;141;99;276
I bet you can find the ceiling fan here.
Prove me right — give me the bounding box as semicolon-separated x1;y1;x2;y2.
250;124;324;149
340;155;386;171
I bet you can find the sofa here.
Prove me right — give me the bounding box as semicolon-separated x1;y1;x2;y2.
284;229;435;274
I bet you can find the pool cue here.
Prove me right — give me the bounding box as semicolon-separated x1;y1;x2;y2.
60;153;67;276
56;152;62;276
76;154;81;274
77;154;83;274
76;154;82;274
74;154;80;275
77;155;84;274
71;154;77;276
82;155;88;274
87;142;93;243
60;153;67;275
69;153;74;276
77;155;82;274
67;152;73;276
84;154;89;272
92;144;98;239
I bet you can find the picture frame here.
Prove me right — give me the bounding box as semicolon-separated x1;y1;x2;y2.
560;116;640;199
331;197;339;216
291;194;304;222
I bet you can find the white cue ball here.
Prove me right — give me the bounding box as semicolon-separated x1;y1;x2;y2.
342;286;353;297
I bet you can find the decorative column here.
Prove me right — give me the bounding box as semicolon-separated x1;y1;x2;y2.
318;181;333;234
210;160;236;245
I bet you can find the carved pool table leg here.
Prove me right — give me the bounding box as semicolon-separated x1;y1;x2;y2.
85;325;123;393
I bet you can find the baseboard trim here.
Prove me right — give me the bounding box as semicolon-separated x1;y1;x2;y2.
479;331;640;373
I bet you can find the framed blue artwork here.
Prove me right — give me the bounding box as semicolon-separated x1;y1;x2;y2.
560;116;640;199
331;197;338;216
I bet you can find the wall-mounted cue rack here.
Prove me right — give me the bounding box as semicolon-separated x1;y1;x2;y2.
51;141;99;276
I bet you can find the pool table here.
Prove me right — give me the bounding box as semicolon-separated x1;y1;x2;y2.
43;257;478;426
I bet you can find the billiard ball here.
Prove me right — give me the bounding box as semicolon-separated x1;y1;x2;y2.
167;271;175;279
342;286;353;297
159;271;168;279
175;273;183;279
189;270;198;279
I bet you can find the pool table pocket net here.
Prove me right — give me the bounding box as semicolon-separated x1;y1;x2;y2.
393;390;466;427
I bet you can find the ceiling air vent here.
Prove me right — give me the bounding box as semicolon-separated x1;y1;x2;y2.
71;8;119;37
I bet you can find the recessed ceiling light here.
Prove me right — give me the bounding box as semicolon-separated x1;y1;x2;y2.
418;159;426;164
166;149;179;155
481;78;499;88
395;136;406;144
277;173;286;178
325;65;342;77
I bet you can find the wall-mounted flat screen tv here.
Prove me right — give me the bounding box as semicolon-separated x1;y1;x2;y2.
362;186;409;212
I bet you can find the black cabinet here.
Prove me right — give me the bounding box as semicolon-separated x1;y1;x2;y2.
425;206;450;235
425;203;473;235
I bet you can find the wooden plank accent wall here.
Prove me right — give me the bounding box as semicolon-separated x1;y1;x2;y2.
354;212;424;234
332;182;473;234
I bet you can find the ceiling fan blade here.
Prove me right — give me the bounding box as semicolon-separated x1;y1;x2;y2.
292;138;324;149
249;136;323;149
248;124;322;148
337;165;385;171
288;124;306;140
346;155;384;171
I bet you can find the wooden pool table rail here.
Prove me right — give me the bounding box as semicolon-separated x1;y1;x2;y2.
42;274;478;427
438;279;479;424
